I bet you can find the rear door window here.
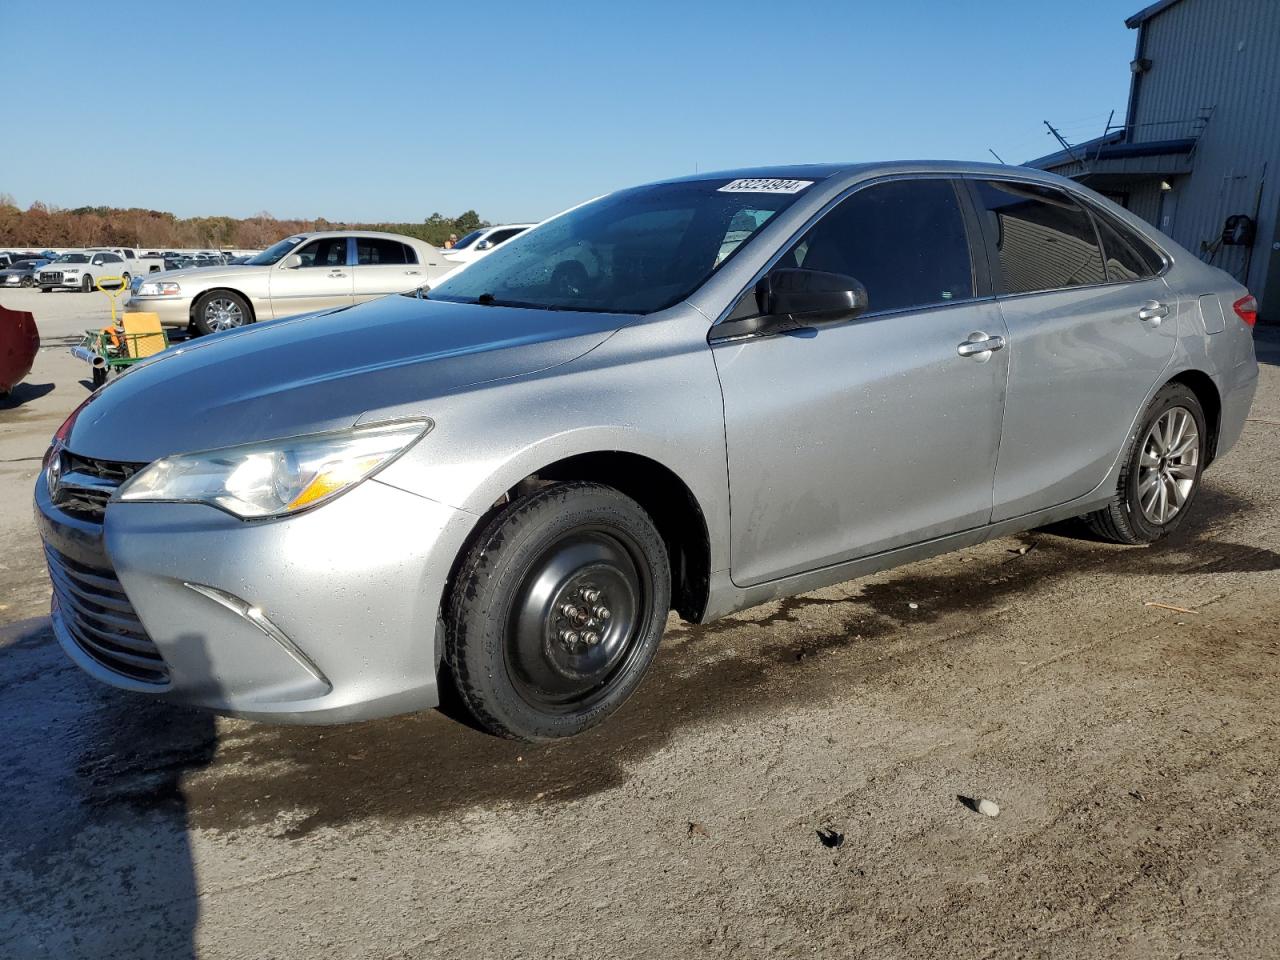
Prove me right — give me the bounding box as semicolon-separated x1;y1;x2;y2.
973;180;1107;294
356;238;411;265
778;178;976;314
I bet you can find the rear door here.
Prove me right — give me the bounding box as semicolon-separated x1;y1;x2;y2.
969;179;1177;521
350;237;423;302
713;177;1009;586
268;236;355;317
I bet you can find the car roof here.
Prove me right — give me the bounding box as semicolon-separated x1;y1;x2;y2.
655;160;1071;189
291;230;431;245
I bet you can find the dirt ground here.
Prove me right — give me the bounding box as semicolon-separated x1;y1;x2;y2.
2;288;1279;960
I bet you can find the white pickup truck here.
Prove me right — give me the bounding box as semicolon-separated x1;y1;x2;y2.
89;247;165;276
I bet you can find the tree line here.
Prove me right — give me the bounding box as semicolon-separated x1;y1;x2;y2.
0;195;488;250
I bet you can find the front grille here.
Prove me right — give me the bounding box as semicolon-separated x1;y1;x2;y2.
52;451;147;520
45;546;168;684
40;271;62;283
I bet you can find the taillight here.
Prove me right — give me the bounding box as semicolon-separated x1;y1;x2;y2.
1233;294;1258;327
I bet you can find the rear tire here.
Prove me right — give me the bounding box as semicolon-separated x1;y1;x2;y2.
91;367;107;389
445;481;671;740
1084;383;1206;545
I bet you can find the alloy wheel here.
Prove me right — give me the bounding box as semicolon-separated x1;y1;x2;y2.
204;297;245;331
1137;406;1199;525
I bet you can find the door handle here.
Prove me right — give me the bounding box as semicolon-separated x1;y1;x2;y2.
1138;300;1169;324
404;270;420;275
956;333;1006;359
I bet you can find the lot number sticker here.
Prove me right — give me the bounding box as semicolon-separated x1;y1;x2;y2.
718;178;814;194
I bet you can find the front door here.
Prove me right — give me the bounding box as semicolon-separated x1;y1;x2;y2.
268;235;355;318
712;177;1008;587
967;179;1178;521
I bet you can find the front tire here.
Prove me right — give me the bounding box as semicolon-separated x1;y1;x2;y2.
1085;383;1206;544
81;274;93;292
445;482;671;740
193;290;251;335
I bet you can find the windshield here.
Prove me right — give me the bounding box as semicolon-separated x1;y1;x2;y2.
55;253;89;264
450;230;484;251
426;179;808;314
246;236;304;266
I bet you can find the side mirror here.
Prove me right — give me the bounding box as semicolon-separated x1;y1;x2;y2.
283;254;302;269
475;239;493;251
711;268;869;341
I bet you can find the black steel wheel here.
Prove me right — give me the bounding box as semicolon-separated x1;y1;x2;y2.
446;481;670;740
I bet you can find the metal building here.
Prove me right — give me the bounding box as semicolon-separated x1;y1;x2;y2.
1029;0;1280;323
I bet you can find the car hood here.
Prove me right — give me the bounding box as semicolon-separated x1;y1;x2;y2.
65;294;627;462
147;266;244;283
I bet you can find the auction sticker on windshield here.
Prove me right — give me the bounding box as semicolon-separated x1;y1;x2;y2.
717;178;814;194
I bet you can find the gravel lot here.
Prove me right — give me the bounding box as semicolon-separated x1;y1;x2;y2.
3;288;1280;959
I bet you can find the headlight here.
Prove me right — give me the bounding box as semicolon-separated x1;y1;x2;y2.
136;280;180;296
117;420;431;519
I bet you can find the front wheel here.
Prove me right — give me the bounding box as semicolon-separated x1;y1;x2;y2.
1084;383;1206;544
445;482;671;740
80;274;93;292
193;291;251;335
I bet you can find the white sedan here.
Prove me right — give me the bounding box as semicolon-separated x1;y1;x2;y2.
442;224;534;267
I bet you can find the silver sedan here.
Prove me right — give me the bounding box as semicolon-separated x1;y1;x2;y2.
36;161;1258;740
125;230;453;334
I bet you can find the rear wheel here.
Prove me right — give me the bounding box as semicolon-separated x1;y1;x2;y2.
193;291;251;335
1084;383;1206;544
445;482;671;740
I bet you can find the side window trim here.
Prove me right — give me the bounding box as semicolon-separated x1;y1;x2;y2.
713;174;993;328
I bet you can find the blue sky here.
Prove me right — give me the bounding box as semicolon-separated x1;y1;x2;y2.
2;0;1142;223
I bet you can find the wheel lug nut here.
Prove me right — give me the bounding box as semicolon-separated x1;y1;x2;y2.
561;604;580;619
594;605;611;620
581;589;600;603
582;631;599;646
560;630;579;645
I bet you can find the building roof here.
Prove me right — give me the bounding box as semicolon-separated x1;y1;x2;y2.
1125;0;1186;28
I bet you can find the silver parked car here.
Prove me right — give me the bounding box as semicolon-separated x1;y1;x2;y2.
125;230;453;334
36;162;1259;740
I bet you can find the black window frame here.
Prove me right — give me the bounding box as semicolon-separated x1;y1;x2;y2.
718;175;993;328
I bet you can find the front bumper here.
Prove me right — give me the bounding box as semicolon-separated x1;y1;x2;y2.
34;469;476;723
39;274;84;289
125;297;191;328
